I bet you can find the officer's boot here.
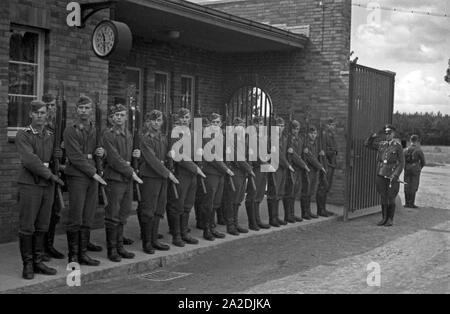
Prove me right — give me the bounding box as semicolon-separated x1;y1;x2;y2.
275;200;287;225
66;230;79;263
32;231;57;275
307;196;318;219
411;193;418;208
79;228;100;266
105;225;121;262
292;199;303;222
152;217;170;250
195;203;205;230
283;199;295;223
225;203;239;236
123;236;134;246
203;210;215;241
86;229;103;252
216;207;226;226
268;200;280;227
403;193;410;208
245;201;259;231
19;234;34;280
141;218;155;254
301;196;311;220
377;204;388;226
44;216;64;259
210;210;225;239
384;204;395;227
169;213;184;247
117;224;135;259
181;212;199;244
255;201;270;229
316;193;330;217
234;204;248;233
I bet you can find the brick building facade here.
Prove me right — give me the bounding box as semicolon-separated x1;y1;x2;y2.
0;0;352;243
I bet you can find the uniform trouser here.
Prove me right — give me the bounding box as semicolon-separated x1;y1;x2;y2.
202;174;224;224
404;172;420;194
301;169;319;198
18;183;55;235
223;174;246;222
245;168;267;203
375;175;400;205
267;168;286;201
284;170;303;201
194;179;206;226
167;174;197;216
138;177;167;223
48;184;63;231
317;166;334;198
66;176;98;232
105;181;133;228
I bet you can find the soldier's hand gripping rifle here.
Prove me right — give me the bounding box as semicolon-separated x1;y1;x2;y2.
53;87;65;209
224;103;236;192
130;96;142;202
94;94;108;207
318;117;329;190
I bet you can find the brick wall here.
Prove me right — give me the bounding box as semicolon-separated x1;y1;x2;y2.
0;0;109;243
208;0;352;205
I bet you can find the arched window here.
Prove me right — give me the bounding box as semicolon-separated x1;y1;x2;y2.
226;86;273;126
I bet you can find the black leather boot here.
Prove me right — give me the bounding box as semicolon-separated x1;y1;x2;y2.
255;202;270;229
234;204;248;233
117;224;135;259
275;200;287;225
79;228;100;266
141;218;155;254
19;234;34;280
86;229;103;252
44;216;64;259
307;196;318;219
106;226;121;262
225;202;239;236
268;200;280;227
377;204;388;226
292;199;303;222
195;203;205;230
203;211;215;241
301;197;311;220
122;236;134;245
316;193;331;217
411;193;418;208
152;216;170;250
210;211;225;238
245;201;259;231
216;207;226;226
283;199;295;223
181;212;199;244
67;230;79;263
384;204;395;227
33;231;57;275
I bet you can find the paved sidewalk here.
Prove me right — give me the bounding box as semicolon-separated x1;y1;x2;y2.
0;199;343;293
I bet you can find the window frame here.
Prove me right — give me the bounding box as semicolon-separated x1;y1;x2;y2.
180;75;195;114
154;71;170;113
125;66;143;108
7;25;45;141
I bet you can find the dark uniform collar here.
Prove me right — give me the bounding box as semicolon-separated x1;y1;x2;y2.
111;125;126;136
74;120;93;131
28;124;47;136
146;127;161;138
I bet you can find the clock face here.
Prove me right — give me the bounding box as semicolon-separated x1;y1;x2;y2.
92;23;115;57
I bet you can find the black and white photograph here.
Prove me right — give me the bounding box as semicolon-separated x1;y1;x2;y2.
0;0;448;298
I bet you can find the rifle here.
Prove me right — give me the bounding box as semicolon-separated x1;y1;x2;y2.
94;93;108;207
166;110;179;200
302;107;311;188
53;86;65;209
318;116;329;189
129;91;142;202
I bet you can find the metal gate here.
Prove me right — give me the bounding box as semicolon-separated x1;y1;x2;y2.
345;63;396;218
226;86;273;126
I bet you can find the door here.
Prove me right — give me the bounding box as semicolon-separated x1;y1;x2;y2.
345;63;396;218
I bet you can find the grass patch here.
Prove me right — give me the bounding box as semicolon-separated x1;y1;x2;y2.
422;146;450;166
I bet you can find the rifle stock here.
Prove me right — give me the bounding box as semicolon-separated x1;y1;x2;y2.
94;94;108;207
130;95;142;202
54;85;65;209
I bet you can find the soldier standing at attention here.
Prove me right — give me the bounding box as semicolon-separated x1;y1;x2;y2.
167;108;205;247
16;100;64;279
316;117;338;217
245;116;272;231
403;134;425;208
267;117;295;227
102;104;143;262
41;93;65;260
138;110;179;254
201;113;234;241
365;124;405;226
223;117;254;236
63;95;106;266
301;126;326;220
284;120;310;222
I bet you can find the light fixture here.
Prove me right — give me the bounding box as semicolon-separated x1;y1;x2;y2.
168;30;180;39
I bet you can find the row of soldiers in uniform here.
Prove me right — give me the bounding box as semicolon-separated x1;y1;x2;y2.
15;94;338;280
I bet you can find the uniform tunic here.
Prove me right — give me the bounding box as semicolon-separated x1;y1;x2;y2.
318;127;338;194
245;130;268;204
365;134;405;205
139;128;170;221
404;144;425;193
102;126;134;227
267;132;290;201
16;125;55;235
285;133;308;201
64;122;99;231
301;137;323;199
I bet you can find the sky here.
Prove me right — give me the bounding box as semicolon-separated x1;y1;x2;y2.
192;0;450;114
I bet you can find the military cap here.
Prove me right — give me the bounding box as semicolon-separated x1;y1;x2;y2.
30;100;47;113
326;116;336;124
410;134;419;142
145;109;163;121
252;116;264;124
383;124;396;133
308;125;317;133
42;93;55;104
233;117;245;125
172;113;180;125
290;120;300;129
209;113;222;121
202;117;210;126
111;104;127;114
76;95;93;107
275;116;285;125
